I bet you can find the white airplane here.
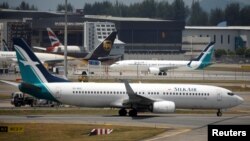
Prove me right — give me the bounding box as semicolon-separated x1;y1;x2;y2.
34;29;119;61
0;38;243;117
110;42;215;75
34;27;82;53
0;46;75;63
0;31;117;64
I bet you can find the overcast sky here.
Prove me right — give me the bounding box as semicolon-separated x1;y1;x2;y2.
1;0;249;12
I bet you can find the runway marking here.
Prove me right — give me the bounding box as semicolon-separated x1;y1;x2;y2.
143;128;191;141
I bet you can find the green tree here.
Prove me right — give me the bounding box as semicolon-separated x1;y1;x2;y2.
156;1;173;19
214;49;227;58
245;48;250;58
139;0;157;18
188;1;208;25
209;8;225;26
227;49;235;56
57;3;74;12
0;2;9;9
225;3;240;26
235;47;246;56
240;6;250;26
172;0;189;21
16;1;37;10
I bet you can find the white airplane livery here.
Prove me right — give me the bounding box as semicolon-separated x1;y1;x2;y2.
0;50;74;63
0;38;243;117
110;42;215;75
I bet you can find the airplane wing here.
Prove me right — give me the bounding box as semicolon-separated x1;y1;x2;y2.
121;80;155;106
33;46;47;51
0;80;19;87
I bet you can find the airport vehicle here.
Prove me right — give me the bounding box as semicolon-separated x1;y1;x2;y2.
1;38;243;117
34;28;82;53
110;42;215;75
11;92;59;107
11;92;34;107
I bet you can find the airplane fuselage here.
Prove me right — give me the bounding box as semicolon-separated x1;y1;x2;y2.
0;51;74;62
26;83;242;111
110;60;202;72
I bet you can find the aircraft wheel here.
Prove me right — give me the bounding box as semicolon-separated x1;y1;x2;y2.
217;109;222;117
128;109;138;117
119;108;127;116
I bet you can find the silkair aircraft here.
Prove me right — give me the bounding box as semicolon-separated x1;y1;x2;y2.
110;42;215;75
1;38;243;117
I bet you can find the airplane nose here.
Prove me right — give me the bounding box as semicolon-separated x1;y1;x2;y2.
237;96;244;104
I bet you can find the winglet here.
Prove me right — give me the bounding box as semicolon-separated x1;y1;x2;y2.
120;79;136;96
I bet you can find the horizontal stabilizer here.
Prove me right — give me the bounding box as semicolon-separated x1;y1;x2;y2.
0;80;19;87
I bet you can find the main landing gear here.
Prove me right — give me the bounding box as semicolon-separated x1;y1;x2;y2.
119;108;138;117
217;109;222;117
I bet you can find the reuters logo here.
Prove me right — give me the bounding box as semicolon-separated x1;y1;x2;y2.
103;40;112;51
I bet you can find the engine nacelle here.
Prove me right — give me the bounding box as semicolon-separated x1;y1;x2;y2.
148;67;160;74
151;101;175;113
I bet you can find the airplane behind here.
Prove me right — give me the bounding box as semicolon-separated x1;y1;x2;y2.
110;42;215;75
0;38;243;117
34;28;118;61
34;27;82;53
0;41;75;63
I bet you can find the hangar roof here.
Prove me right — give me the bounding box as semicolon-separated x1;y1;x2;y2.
185;26;250;30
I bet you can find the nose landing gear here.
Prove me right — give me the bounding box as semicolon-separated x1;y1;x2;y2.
217;109;222;117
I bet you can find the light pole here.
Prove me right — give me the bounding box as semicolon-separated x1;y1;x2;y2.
64;0;68;77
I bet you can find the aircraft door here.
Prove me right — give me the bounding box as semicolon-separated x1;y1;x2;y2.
217;93;222;101
55;87;62;99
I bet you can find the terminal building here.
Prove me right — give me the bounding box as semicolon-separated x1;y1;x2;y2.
0;9;185;58
183;26;250;52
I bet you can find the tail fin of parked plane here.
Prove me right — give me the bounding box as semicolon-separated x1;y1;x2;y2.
84;31;117;60
187;42;215;69
46;27;63;52
13;38;69;84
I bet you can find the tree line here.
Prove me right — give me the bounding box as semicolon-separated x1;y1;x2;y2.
83;0;250;26
1;0;250;26
0;1;37;10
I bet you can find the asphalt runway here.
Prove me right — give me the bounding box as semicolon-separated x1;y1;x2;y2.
0;114;250;141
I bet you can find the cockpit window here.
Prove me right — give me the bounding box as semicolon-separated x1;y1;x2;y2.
227;92;234;96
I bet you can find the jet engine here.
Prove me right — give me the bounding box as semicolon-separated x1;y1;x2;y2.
150;101;175;113
148;67;160;74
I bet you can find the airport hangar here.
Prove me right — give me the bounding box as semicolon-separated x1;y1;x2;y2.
0;9;184;59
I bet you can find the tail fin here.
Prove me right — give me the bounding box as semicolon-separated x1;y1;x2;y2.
13;38;69;84
2;39;9;51
187;42;215;69
84;31;117;60
46;27;62;51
